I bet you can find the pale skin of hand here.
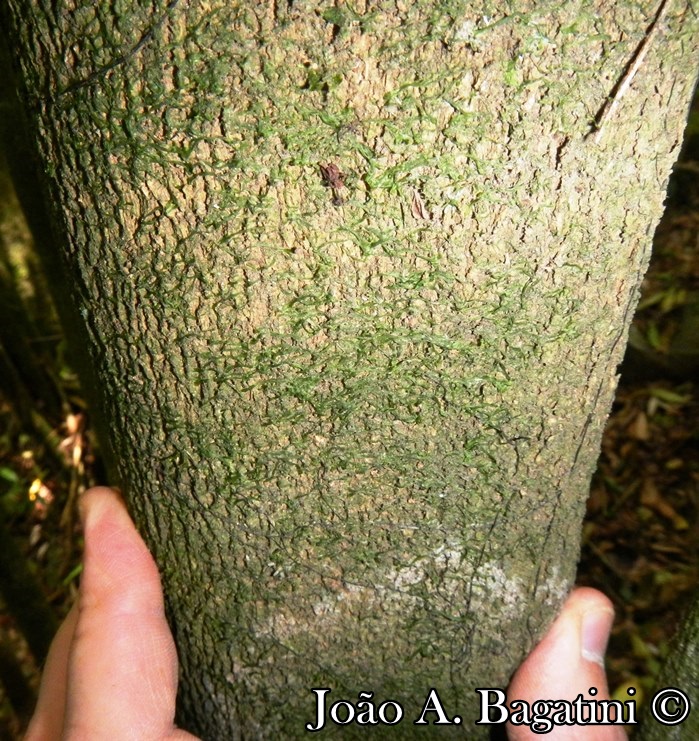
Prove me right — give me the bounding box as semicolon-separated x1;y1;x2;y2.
26;487;626;740
25;487;197;741
508;588;626;740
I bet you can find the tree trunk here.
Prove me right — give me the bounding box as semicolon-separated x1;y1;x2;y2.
638;593;699;740
2;1;697;737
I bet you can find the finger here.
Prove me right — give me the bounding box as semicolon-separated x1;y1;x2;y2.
507;587;626;740
62;487;182;739
24;604;78;741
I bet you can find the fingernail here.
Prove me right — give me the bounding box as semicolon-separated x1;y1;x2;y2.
78;487;120;528
581;607;615;667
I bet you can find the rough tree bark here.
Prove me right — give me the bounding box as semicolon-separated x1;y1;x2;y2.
2;1;697;738
638;592;699;740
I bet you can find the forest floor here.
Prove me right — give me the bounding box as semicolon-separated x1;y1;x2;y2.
1;121;698;739
577;133;699;709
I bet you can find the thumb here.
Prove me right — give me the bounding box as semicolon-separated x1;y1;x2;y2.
62;487;186;739
507;587;626;740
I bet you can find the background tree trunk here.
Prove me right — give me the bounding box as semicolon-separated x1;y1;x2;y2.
638;592;699;740
2;1;697;737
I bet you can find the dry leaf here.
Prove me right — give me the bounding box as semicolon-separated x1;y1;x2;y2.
410;189;430;220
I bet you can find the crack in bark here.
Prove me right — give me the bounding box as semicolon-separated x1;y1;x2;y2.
53;0;182;101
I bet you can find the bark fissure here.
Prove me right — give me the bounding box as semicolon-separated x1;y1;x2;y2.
55;0;184;101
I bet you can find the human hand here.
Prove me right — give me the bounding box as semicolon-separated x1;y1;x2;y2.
507;587;625;740
27;487;621;740
25;487;199;740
